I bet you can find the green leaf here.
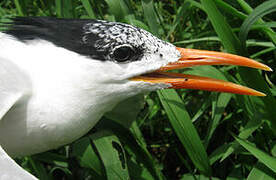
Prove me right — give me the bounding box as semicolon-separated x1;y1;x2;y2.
71;137;104;178
14;0;26;16
158;89;211;176
186;0;203;10
33;152;68;168
239;0;276;48
105;0;130;21
28;157;51;180
55;0;75;18
184;66;228;81
215;0;247;20
81;0;96;18
201;0;276;136
209;144;230;165
236;0;276;45
247;162;276;180
91;131;130;180
166;2;191;40
49;167;71;177
175;37;274;48
181;174;220;180
233;135;276;173
191;94;212;123
103;94;163;179
251;47;276;59
220;116;263;162
205;93;232;147
174;37;220;45
141;0;161;36
200;0;243;54
97;119;164;180
55;0;62;18
182;66;233;147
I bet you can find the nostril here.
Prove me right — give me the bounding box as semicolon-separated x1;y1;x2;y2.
160;53;163;58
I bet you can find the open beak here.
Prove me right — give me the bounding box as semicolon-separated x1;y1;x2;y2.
131;48;272;96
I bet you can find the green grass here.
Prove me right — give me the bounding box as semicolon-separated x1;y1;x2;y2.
1;0;276;179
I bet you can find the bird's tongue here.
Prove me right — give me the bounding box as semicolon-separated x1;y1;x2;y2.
130;48;271;96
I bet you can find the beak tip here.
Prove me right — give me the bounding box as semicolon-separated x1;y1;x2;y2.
254;91;266;97
267;67;273;72
261;64;273;72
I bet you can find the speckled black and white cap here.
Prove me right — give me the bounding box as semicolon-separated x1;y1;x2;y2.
3;17;178;63
82;20;174;61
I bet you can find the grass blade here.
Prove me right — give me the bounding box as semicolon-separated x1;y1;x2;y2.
239;0;276;48
200;0;243;54
55;0;74;18
32;153;68;168
105;0;130;21
233;135;276;173
91;131;130;180
158;89;211;176
209;144;230;165
71;137;104;178
14;0;26;16
204;93;232;147
55;0;62;18
96;119;164;179
141;0;160;36
186;0;203;10
181;174;220;180
62;0;74;18
247;162;276;180
191;94;212;123
215;0;247;20
28;157;50;180
220;115;263;162
237;0;276;46
201;0;276;135
166;2;191;40
81;0;96;18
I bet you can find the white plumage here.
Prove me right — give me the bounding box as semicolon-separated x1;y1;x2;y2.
0;32;179;157
0;17;270;179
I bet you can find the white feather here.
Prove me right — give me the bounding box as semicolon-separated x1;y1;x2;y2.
0;32;179;157
0;146;37;180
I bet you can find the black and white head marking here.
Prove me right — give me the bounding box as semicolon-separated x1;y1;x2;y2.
82;20;171;62
2;17;178;64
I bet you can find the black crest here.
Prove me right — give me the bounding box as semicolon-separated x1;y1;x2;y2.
1;17;149;62
2;17;107;60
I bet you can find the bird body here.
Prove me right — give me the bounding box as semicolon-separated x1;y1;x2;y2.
0;17;271;179
0;18;178;156
0;33;110;156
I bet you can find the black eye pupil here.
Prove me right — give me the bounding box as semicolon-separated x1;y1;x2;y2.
113;46;133;62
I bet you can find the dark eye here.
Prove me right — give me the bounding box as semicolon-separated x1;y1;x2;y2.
113;46;135;62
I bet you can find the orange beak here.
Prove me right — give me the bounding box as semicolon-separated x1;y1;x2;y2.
130;48;272;96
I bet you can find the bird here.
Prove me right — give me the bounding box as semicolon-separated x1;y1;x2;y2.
0;17;271;179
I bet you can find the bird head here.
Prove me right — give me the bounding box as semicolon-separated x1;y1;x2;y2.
77;19;271;96
3;17;271;97
79;20;180;82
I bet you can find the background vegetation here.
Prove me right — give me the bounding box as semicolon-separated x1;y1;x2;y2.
1;0;276;179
